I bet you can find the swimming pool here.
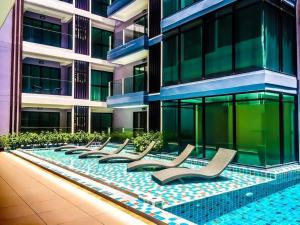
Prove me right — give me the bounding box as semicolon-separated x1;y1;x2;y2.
207;182;300;225
18;148;300;224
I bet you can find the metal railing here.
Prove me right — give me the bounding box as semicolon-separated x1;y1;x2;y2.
22;76;72;96
109;73;147;96
23;24;73;49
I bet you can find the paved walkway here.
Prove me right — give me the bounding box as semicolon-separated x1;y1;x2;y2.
0;152;153;225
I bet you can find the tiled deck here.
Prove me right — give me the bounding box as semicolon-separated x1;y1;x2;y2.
0;152;154;225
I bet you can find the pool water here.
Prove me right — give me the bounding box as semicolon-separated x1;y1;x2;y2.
207;182;300;225
28;149;270;209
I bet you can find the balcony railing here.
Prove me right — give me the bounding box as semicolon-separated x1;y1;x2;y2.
23;25;73;49
109;73;147;96
22;76;72;96
114;21;147;48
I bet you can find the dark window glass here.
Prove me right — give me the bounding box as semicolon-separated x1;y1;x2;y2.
91;113;112;133
282;12;296;75
163;0;179;18
21;111;60;132
92;0;110;17
23;17;61;48
92;27;113;59
163;34;179;85
263;4;280;71
22;64;66;95
205;96;233;159
205;9;232;77
235;4;263;72
91;70;113;101
181;21;202;82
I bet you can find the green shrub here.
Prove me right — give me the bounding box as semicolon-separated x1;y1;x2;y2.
110;131;133;142
1;131;107;149
132;132;163;152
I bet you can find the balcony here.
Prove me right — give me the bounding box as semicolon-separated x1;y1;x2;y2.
107;73;148;108
107;21;148;64
107;0;148;22
22;76;72;96
23;24;72;50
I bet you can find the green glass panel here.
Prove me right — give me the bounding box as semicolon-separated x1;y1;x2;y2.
92;27;113;59
180;104;195;145
282;12;296;76
263;4;280;71
195;103;204;158
235;4;263;72
91;70;112;101
163;0;178;18
205;95;232;103
163;34;179;85
205;11;232;77
162;101;179;152
181;0;198;9
181;22;202;82
92;0;109;17
91;113;112;132
283;95;296;163
205;98;233;159
236;98;280;167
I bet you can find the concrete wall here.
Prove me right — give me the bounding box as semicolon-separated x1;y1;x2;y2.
0;11;12;135
113;107;145;130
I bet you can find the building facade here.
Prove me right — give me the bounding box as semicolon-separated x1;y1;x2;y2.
0;0;115;134
106;0;300;168
0;0;299;168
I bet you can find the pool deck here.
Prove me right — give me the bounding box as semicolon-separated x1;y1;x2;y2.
0;152;154;225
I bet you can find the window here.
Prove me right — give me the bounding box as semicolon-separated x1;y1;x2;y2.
162;91;297;167
181;21;202;82
283;95;296;163
205;8;232;77
235;4;263;72
91;113;112;132
21;111;60;132
263;4;280;71
282;12;296;75
163;0;200;18
22;64;68;96
163;33;179;86
236;93;280;166
162;1;297;86
92;0;110;17
92;27;113;59
24;17;61;47
205;96;233;159
91;70;112;101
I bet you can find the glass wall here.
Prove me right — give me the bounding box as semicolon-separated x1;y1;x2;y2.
162;92;297;167
91;0;110;17
181;21;202;82
283;95;296;163
24;17;61;47
92;27;113;59
162;1;296;86
236;93;280;166
163;31;179;85
91;113;112;133
163;0;200;18
21;111;60;132
205;96;233;159
91;70;112;101
22;64;72;96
